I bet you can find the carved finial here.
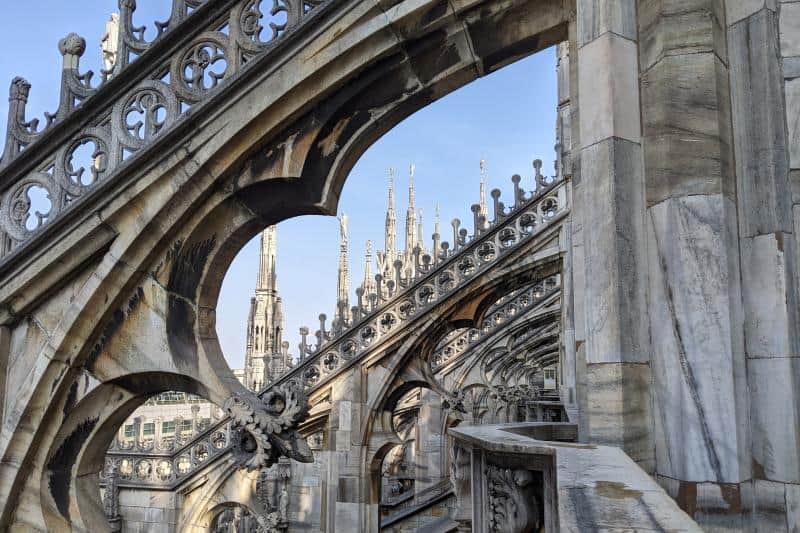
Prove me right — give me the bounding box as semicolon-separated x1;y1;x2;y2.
478;159;488;228
388;166;395;205
338;212;348;245
533;159;545;188
58;33;87;57
119;0;136;10
9;77;30;101
417;208;424;250
408;163;416;206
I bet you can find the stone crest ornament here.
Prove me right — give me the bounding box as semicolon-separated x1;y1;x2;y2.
225;381;312;470
486;466;540;533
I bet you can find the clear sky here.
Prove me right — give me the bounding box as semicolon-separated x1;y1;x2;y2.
0;2;557;370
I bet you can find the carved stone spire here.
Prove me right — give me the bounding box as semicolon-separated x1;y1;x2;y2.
258;226;278;293
385;167;397;261
404;163;417;254
417;209;425;253
478;159;489;227
432;203;442;261
245;226;286;390
362;240;376;296
335;213;351;327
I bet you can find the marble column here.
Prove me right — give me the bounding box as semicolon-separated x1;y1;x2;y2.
574;0;653;468
782;1;800;522
556;40;578;411
728;2;800;529
638;0;752;528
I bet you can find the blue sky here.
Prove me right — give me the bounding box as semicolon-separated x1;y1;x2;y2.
0;2;557;370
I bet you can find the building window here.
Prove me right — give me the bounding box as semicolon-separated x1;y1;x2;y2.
179;420;193;433
162;421;176;434
154;391;186;404
123;424;135;438
143;422;155;436
196;417;212;431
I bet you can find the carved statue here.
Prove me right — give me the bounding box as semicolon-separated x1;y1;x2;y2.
278;488;289;522
339;212;348;244
100;14;120;73
103;462;121;532
231;507;244;533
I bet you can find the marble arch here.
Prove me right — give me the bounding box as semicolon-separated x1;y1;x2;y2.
0;0;797;530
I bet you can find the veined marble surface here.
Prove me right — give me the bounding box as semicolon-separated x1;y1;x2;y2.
450;423;702;532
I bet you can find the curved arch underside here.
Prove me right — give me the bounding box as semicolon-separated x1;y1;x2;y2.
0;0;570;530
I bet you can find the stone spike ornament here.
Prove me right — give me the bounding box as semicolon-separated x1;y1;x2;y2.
385;167;397;262
478;158;488;227
334;212;351;327
404;163;417;255
362;240;376;296
224;382;313;470
417;208;424;253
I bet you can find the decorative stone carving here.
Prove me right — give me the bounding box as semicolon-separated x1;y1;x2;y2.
0;0;327;257
102;174;568;489
449;444;472;529
225;381;312;470
486;466;540;533
58;33;86;57
102;462;121;532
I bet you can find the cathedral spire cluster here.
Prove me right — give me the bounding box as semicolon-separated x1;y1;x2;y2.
246;159;497;385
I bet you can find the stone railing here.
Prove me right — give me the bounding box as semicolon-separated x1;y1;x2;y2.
102;278;561;488
286;173;567;392
104;422;234;487
0;0;333;258
430;281;559;371
448;423;702;532
104;171;569;487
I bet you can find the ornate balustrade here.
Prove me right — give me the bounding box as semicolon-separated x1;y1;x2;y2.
0;0;332;258
104;169;569;487
430;280;559;372
286;173;567;393
103;422;234;487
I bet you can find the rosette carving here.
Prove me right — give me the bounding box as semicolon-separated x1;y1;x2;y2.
224;381;312;470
